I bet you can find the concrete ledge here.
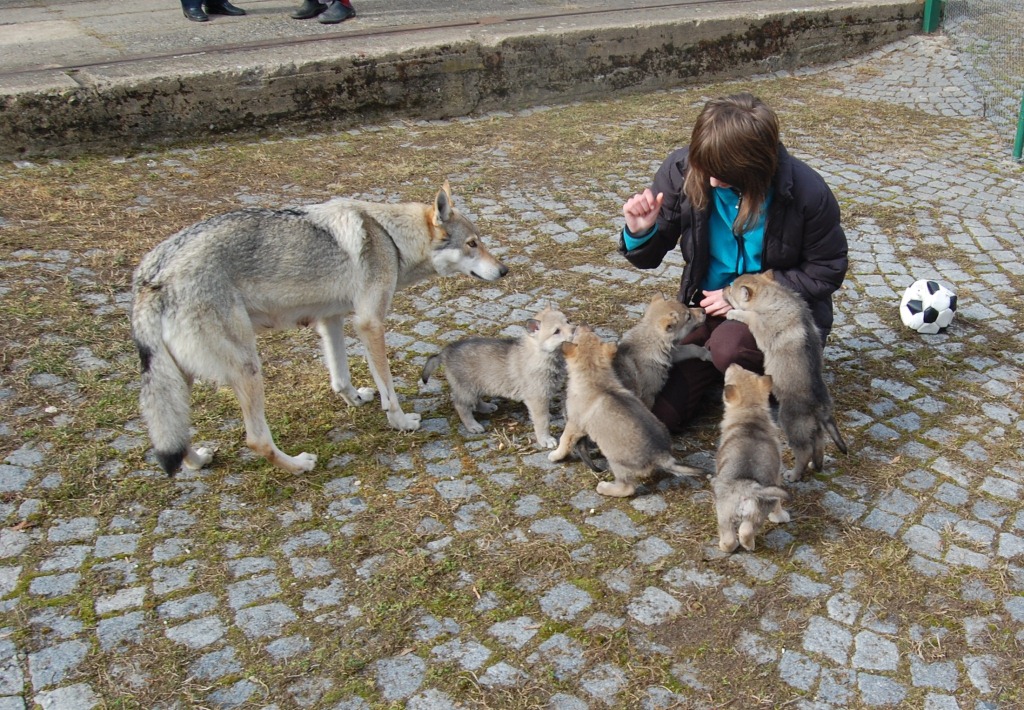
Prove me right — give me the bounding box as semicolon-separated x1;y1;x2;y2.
0;1;922;159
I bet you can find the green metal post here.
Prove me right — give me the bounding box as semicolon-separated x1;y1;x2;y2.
1015;89;1024;161
923;0;942;33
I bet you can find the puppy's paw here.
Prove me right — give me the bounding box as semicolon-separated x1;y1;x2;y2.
596;480;636;498
769;509;791;524
537;435;557;449
783;468;803;483
548;448;568;462
475;401;498;414
465;421;485;434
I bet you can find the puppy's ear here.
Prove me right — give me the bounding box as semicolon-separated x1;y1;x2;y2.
434;182;453;224
561;342;577;357
526;318;540;334
760;374;774;396
651;293;664;306
659;313;679;333
762;269;774;281
603;342;617;359
738;519;757;551
723;384;739;405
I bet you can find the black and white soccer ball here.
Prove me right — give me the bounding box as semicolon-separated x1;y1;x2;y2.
899;279;957;334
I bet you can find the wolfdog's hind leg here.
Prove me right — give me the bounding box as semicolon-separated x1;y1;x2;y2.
232;362;317;474
316;315;375;406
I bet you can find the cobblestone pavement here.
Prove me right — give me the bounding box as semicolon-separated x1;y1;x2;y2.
2;34;1024;709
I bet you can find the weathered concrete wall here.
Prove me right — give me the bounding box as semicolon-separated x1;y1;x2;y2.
0;2;921;159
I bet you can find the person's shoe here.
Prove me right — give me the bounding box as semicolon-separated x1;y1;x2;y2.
290;0;326;19
205;0;246;15
183;4;209;20
317;0;355;23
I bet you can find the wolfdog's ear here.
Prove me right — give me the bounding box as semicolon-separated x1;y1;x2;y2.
602;342;617;359
434;183;453;224
561;342;577;357
761;269;774;281
526;318;540;333
760;374;773;395
651;293;664;305
723;384;739;405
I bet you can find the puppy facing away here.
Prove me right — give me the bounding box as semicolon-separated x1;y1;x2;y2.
420;307;574;448
575;294;710;471
713;364;790;553
615;294;711;409
723;272;848;481
549;328;704;497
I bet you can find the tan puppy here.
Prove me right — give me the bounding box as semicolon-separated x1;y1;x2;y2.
723;272;847;481
713;364;790;553
615;294;710;409
549;328;704;497
421;307;574;448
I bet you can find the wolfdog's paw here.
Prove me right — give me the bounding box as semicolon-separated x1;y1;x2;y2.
596;481;636;498
475;401;498;414
783;468;803;483
354;387;376;404
291;452;317;473
548;448;568;462
184;446;215;470
387;410;422;431
537;435;558;449
465;421;486;434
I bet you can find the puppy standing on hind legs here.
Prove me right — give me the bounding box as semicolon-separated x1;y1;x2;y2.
550;328;705;497
420;307;575;448
713;364;790;553
723;271;847;482
131;181;507;475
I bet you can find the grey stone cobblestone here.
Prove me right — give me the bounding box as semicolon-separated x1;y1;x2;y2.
2;30;1023;710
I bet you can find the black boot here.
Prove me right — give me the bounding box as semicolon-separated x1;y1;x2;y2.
290;0;326;19
206;0;246;15
181;0;208;21
318;0;355;23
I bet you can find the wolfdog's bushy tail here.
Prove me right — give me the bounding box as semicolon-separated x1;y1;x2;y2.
131;290;191;475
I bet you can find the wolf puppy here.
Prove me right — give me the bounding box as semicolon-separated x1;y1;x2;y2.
131;181;508;475
615;294;710;409
575;294;709;469
713;364;790;553
420;307;574;448
549;328;704;497
723;272;847;481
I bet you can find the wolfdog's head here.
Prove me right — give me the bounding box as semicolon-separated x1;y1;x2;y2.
430;181;508;281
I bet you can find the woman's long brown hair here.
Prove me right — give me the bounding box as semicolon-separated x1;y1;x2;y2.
682;93;779;235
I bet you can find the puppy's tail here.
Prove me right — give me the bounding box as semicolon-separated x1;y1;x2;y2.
420;354;441;384
825;415;848;454
132;287;192;476
660;457;706;478
574;436;605;473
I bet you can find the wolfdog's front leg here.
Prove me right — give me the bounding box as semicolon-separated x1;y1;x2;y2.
317;316;375;406
355;317;421;431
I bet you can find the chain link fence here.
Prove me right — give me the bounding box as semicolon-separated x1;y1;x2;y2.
942;0;1024;157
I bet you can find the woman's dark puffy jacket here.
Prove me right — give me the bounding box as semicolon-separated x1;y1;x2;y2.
618;144;848;339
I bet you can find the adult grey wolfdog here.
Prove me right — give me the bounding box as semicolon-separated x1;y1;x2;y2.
131;181;508;475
